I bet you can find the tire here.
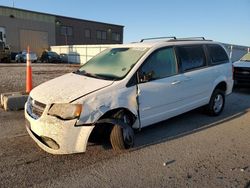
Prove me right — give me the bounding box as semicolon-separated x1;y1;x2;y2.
206;89;225;116
110;112;134;150
110;125;126;150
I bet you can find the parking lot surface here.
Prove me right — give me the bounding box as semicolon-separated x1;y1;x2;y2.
0;64;249;187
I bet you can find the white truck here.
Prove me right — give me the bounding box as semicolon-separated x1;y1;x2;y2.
0;27;11;63
0;27;6;44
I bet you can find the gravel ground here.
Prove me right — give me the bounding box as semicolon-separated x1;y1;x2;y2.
0;63;249;188
0;63;79;94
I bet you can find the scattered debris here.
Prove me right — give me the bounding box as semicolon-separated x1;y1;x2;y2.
217;176;224;180
187;174;192;179
241;166;248;172
163;160;176;166
243;166;249;170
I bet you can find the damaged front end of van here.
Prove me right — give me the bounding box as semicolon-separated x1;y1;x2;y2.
24;47;148;154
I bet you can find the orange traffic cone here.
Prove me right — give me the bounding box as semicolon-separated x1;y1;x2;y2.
26;46;32;93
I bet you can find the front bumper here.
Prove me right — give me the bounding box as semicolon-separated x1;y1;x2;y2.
234;67;250;87
24;103;94;154
234;80;250;87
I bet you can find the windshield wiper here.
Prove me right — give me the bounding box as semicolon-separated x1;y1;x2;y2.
73;70;116;80
73;70;101;79
96;74;120;81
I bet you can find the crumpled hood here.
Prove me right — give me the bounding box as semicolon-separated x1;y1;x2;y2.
233;60;250;68
30;73;114;104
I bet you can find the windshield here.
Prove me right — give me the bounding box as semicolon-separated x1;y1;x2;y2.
76;47;148;80
241;53;250;61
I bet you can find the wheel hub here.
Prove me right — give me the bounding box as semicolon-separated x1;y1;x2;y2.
213;94;223;113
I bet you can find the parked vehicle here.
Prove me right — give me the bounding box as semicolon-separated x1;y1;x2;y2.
15;51;38;63
0;41;11;63
60;53;68;63
10;52;18;61
25;37;233;154
233;52;250;87
40;51;61;63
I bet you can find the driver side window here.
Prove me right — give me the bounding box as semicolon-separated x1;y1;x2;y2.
138;47;177;83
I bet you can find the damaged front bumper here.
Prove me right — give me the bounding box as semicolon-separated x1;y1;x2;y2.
24;103;94;154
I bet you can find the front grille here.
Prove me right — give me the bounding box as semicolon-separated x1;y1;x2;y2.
234;67;250;82
27;97;46;119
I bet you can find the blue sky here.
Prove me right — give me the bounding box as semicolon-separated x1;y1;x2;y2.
1;0;250;46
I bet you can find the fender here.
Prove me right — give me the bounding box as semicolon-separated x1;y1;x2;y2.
75;85;140;128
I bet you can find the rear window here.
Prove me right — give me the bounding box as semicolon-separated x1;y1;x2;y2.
177;45;206;72
207;44;228;64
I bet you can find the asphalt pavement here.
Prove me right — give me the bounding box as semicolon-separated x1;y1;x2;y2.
0;89;249;188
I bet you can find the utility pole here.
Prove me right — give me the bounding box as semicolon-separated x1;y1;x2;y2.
229;45;233;60
12;0;15;7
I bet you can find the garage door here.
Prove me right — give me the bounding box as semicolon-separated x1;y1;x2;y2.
20;30;48;56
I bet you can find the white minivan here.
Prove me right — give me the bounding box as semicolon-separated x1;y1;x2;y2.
25;37;233;154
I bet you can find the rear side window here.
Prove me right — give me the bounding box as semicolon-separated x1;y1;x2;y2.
177;45;206;72
207;44;229;64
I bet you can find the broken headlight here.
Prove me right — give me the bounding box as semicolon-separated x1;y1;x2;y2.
48;103;82;120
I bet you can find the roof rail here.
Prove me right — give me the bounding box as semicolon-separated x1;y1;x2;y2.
168;37;212;42
140;36;176;42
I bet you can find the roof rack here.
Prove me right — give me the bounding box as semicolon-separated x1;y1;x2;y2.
140;36;176;42
168;37;212;42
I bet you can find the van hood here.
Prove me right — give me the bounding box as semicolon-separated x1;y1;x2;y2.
30;73;114;104
233;60;250;68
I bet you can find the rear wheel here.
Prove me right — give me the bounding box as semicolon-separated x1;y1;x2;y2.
110;112;134;150
206;89;225;116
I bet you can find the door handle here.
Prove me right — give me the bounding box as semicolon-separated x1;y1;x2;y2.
171;80;181;85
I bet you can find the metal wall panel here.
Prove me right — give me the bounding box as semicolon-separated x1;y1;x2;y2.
20;30;48;55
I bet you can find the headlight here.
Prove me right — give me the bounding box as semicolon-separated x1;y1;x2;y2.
48;103;82;120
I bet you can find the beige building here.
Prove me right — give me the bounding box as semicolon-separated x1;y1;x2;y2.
0;6;123;56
